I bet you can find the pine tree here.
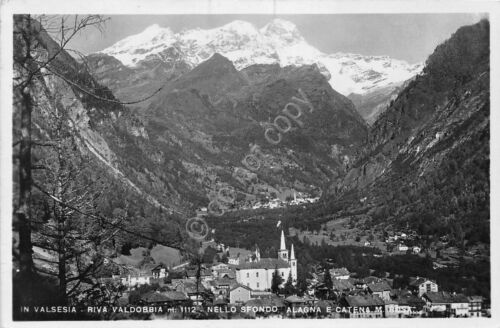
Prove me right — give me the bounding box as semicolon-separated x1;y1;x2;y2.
30;83;119;304
296;274;308;297
13;15;113;311
271;266;283;294
323;267;333;299
284;271;295;296
13;14;108;280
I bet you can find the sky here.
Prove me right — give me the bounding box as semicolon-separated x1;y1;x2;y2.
68;14;485;64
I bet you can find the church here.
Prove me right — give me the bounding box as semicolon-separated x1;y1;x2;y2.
235;230;297;291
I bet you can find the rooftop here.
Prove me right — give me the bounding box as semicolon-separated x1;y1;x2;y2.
330;267;350;276
344;294;385;307
395;293;426;306
162;291;190;301
230;284;253;292
409;277;436;286
332;279;355;291
468;296;484;302
245;295;285;308
423;291;469;304
236;258;290;270
367;281;392;292
141;291;169;303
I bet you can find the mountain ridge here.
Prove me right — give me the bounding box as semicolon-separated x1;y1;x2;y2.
327;19;489;247
97;18;422;97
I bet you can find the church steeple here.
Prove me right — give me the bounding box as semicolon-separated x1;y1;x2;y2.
280;229;286;250
278;229;289;260
289;243;297;283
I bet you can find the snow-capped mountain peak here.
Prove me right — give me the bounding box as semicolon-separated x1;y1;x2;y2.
99;19;422;95
219;20;259;35
260;18;302;43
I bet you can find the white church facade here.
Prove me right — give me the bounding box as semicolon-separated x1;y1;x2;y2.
235;230;297;291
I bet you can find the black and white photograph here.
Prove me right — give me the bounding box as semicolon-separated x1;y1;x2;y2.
1;0;498;326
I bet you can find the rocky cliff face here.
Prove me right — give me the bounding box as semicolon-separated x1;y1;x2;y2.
13;18;188;255
121;53;369;211
330;20;489;243
17;17;370;220
348;80;410;125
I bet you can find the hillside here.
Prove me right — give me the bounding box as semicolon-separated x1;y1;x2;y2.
126;54;369;211
14;17;489;258
206;20;490;259
330;19;490;248
12;17;189;257
14;17;370;252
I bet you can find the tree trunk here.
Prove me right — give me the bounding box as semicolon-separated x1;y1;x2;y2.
16;14;34;276
55;98;68;304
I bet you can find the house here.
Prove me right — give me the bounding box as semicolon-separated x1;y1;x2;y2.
391;289;425;317
446;293;470;317
284;295;316;307
329;267;350;280
228;257;240;265
383;299;402;318
353;276;386;289
331;279;355;295
229;285;252;304
140;290;190;307
185;266;212;281
386;236;396;243
119;262;173;287
211;263;229;273
120;272;151;287
412;246;421;254
209;278;238;298
171;279;212;306
250;290;273;299
196;207;208;217
422;292;469;317
338;295;385;318
409;277;438;297
284;295;317;316
244;295;285;318
217;269;236;279
354;276;383;290
367;281;392;301
139;291;170;306
216;243;226;252
162;291;191;307
151;264;167;279
210;263;236;279
225;247;253;266
468;296;483;317
398;244;409;252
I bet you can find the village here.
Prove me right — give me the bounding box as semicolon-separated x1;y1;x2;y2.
97;227;489;319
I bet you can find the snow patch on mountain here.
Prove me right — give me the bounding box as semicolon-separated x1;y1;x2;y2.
100;18;422;95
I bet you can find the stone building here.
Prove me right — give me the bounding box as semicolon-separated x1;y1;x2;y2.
235;230;297;290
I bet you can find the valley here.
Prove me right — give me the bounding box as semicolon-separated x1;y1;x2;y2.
11;14;490;320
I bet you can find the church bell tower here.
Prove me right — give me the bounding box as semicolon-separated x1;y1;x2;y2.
290;243;297;282
278;230;289;260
